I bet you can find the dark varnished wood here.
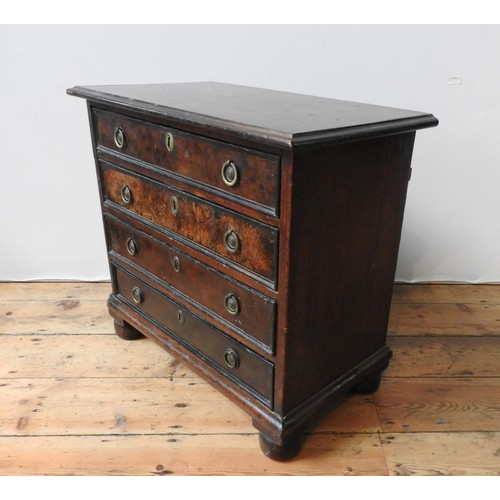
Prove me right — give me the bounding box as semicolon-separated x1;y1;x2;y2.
96;147;280;227
105;214;276;352
103;201;279;299
258;431;305;462
277;133;415;414
69;82;437;460
113;265;274;406
113;317;144;340
100;163;278;285
68;82;438;147
94;109;280;214
351;372;383;395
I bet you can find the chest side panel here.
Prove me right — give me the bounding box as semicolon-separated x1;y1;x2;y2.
278;133;415;414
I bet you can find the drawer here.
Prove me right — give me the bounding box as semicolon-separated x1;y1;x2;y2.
94;109;280;214
101;163;278;285
113;265;274;406
106;214;276;351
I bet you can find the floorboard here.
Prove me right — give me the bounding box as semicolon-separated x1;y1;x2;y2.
380;431;500;476
1;282;499;475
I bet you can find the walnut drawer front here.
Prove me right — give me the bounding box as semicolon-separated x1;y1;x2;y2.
105;214;276;352
100;163;278;285
113;265;274;406
94;109;280;215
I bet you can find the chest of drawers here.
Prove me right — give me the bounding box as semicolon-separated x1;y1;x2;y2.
68;82;437;460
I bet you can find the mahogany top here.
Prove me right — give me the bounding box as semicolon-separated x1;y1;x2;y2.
68;81;438;147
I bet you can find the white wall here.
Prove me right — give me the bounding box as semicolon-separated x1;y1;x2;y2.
1;24;499;282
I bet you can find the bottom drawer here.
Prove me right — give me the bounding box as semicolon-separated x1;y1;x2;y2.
113;265;274;406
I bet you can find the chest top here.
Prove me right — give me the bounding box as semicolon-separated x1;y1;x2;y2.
67;81;437;147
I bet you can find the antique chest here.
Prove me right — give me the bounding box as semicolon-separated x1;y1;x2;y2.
67;82;437;459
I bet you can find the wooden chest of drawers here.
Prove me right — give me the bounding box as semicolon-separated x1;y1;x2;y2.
68;82;437;460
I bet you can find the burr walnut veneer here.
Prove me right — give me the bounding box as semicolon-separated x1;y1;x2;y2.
68;82;437;460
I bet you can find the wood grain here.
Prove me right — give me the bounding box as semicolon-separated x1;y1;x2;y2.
0;282;111;301
101;165;278;283
388;303;500;336
0;433;387;476
374;378;500;432
0;377;379;437
106;214;276;350
391;284;500;304
0;335;192;379
0;300;111;334
381;432;500;476
1;282;500;475
68;82;437;147
94;108;280;213
386;336;500;378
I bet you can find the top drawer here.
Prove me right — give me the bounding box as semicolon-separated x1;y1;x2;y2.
94;109;280;215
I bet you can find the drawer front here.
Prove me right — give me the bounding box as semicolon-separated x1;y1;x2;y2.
95;109;280;214
114;265;274;405
101;164;278;284
106;215;276;350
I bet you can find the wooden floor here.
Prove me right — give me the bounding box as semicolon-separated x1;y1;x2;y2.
0;282;499;475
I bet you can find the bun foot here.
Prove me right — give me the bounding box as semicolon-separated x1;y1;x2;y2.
113;318;144;340
258;432;304;461
351;372;382;395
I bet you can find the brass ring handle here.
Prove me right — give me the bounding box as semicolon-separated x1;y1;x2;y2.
131;286;143;304
165;132;174;152
224;348;240;369
224;293;240;316
114;127;126;149
121;185;132;204
221;160;239;187
126;237;138;255
224;230;240;254
171;255;181;272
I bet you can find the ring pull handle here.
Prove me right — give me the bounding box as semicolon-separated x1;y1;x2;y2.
221;160;239;187
121;185;132;204
224;230;240;254
165;132;174;152
171;255;181;273
126;237;138;255
114;127;126;149
224;348;240;369
131;286;144;304
224;293;240;316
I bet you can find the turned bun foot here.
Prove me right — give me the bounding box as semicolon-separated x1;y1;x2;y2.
113;318;144;340
351;372;382;395
258;432;304;461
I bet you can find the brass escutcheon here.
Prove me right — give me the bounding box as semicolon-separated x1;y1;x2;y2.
165;132;174;152
176;309;185;325
170;195;179;215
